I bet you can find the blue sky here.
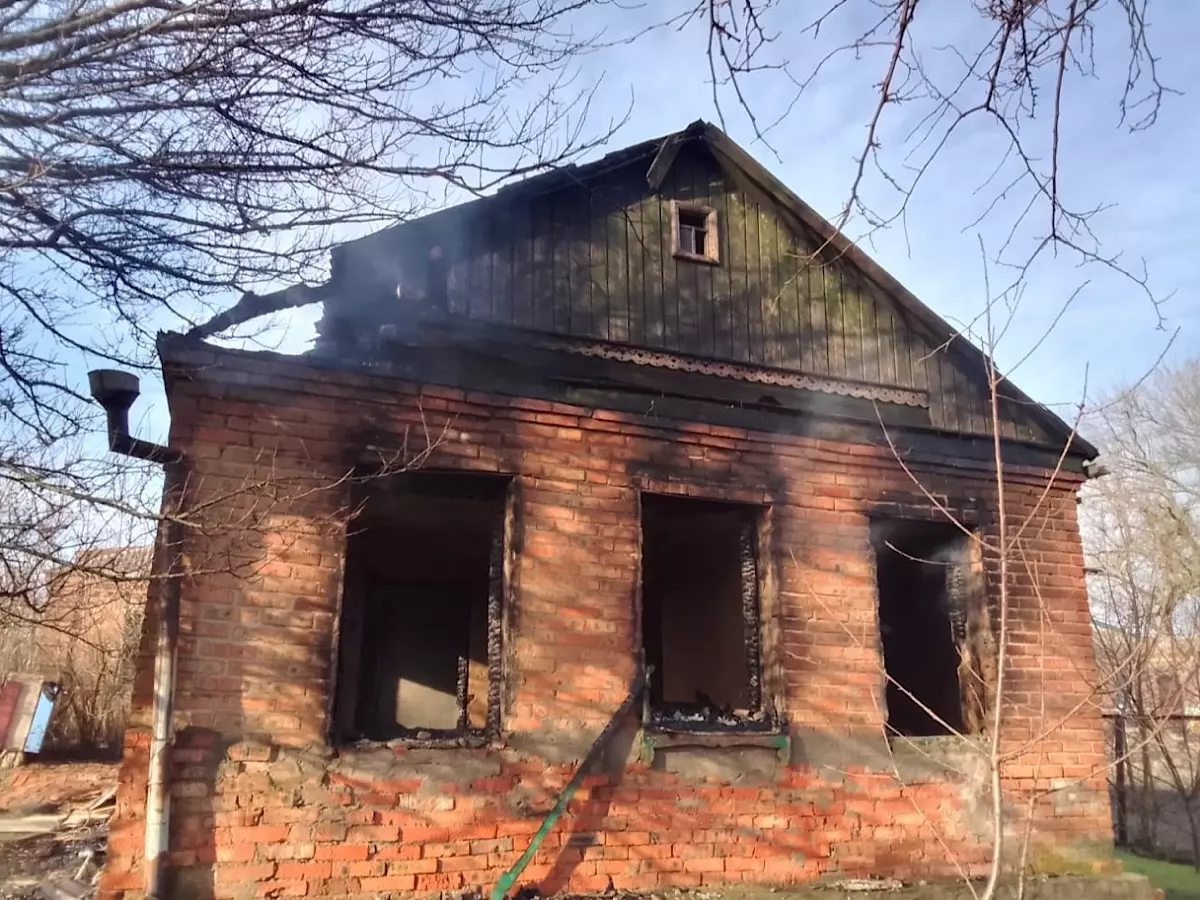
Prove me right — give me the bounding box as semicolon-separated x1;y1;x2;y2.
105;0;1199;451
570;0;1198;423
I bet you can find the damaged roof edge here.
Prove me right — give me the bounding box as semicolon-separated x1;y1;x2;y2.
328;123;694;261
184;119;1098;463
184;125;692;342
154;330;1092;480
185;281;333;341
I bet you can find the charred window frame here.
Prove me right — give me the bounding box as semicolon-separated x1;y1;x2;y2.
639;493;772;733
331;472;510;746
870;518;990;739
670;202;719;264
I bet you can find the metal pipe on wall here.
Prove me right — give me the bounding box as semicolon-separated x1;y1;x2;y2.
87;369;185;900
144;461;184;900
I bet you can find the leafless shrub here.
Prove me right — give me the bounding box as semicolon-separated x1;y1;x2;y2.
687;0;1168;316
1085;359;1200;863
0;0;623;712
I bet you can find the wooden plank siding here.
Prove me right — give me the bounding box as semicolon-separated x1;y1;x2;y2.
330;143;1057;446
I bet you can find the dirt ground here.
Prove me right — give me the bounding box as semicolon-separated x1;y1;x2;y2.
0;763;118;814
0;762;118;899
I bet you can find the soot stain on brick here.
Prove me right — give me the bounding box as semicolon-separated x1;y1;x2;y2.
117;329;1114;896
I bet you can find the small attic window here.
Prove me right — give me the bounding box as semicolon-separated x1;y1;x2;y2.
672;202;719;264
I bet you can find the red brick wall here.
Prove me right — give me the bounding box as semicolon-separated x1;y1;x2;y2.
100;345;1112;899
0;680;21;748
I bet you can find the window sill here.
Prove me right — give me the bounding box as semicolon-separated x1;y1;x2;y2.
885;732;986;777
887;731;983;748
640;727;789;766
672;250;720;266
644;715;778;735
336;731;494;752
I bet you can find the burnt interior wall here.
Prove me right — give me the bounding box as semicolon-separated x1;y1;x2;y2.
334;473;505;741
872;519;972;737
641;494;758;714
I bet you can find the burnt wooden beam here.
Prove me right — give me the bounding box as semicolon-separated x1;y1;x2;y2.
456;655;470;733
187;282;331;339
739;515;762;715
646;134;685;190
486;502;506;738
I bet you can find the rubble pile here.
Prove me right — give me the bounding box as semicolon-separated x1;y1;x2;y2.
0;765;117;900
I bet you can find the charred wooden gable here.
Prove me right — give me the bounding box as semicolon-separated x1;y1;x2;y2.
314;121;1093;460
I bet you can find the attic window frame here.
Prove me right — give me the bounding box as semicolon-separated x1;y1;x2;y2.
671;201;719;265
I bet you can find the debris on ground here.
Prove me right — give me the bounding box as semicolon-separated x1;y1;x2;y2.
0;764;118;900
0;830;106;900
0;765;118;816
832;880;905;892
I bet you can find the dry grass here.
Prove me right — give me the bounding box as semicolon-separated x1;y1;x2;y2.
0;548;149;754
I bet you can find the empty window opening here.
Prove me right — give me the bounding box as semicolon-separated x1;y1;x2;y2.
640;494;763;731
333;473;507;743
672;203;719;263
872;520;978;738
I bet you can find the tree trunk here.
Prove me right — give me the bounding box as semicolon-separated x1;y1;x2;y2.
1185;800;1200;872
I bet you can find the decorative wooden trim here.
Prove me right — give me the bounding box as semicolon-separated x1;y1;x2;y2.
531;334;930;407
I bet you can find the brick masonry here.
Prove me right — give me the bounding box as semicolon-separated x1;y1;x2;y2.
0;680;22;749
99;343;1113;899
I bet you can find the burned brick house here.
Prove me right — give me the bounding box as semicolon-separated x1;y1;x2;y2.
99;122;1114;899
